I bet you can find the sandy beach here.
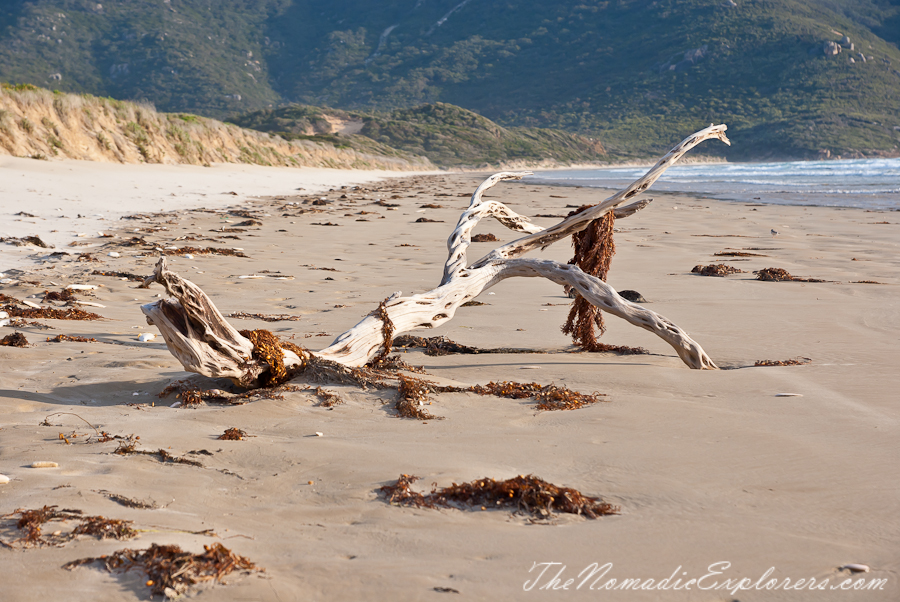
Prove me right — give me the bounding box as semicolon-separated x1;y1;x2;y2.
1;161;898;601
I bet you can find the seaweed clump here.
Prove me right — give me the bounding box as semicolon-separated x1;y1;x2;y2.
381;474;618;519
692;264;744;277
0;332;29;347
755;357;811;367
47;334;97;343
396;375;443;420
562;205;615;351
393;334;539;356
163;247;248;257
469;381;606;411
64;543;261;598
755;267;794;281
755;268;828;283
217;428;247;440
2;505;137;546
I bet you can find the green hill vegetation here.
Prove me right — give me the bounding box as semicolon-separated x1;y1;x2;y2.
2;0;899;160
0;83;429;169
230;102;608;167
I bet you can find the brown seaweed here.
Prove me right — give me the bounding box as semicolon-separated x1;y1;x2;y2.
471;233;499;242
0;332;29;347
692;264;745;277
163;246;248;257
396;375;443;420
91;269;148;282
217;428;247;441
2;506;136;546
229;312;303;322
755;358;812;367
42;289;77;303
469;381;606;411
64;543;261;598
47;334;97;343
315;387;344;407
380;474;618;519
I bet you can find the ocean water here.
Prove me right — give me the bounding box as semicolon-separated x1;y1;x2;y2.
529;157;900;210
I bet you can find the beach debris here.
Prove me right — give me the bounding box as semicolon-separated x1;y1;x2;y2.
755;268;829;282
217;428;247;441
380;474;618;519
95;490;159;509
397;375;443;420
64;543;261;598
755;358;811;366
561;203;616;352
108;251;121;258
0;332;29;347
43;289;78;303
66;284;98;290
22;300;41;309
692;264;745;277
137;333;156;342
471;233;499;242
775;393;803;397
1;304;102;320
771;229;779;236
617;290;647;303
46;334;98;343
90;269;148;282
839;564;870;573
315;431;324;437
229;312;303;322
115;445;204;467
714;251;767;257
415;217;443;223
2;506;82;546
393;334;541;356
1;235;52;248
470;381;606;411
315;387;344;407
31;461;58;468
0;311;9;327
0;475;10;485
755;267;794;281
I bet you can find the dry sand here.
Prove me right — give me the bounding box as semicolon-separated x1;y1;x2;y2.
0;164;898;601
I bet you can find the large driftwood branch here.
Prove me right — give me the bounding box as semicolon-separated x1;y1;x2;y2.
141;125;728;385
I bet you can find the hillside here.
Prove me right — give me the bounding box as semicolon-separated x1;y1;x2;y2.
230;102;608;167
1;0;899;159
0;84;430;169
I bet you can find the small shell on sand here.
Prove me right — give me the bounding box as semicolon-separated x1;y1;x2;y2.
75;300;106;308
31;461;58;468
0;474;10;484
23;300;41;309
840;564;870;573
775;393;803;397
108;252;121;258
67;284;98;290
315;432;324;437
520;365;542;370
138;333;156;342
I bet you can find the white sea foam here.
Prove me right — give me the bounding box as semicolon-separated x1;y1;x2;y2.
530;157;900;209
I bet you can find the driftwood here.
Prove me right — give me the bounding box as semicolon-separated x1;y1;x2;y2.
141;125;729;385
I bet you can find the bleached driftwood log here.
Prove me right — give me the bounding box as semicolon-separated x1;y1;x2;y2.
142;125;729;385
